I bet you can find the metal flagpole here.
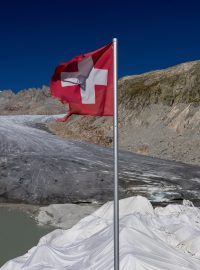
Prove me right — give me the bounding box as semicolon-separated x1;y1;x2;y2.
113;38;119;270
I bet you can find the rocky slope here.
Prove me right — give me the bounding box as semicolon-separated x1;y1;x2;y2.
1;60;200;165
48;60;200;166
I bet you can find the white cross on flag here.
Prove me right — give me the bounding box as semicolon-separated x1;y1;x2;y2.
50;43;113;120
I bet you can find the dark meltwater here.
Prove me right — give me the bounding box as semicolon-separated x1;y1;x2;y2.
0;207;53;267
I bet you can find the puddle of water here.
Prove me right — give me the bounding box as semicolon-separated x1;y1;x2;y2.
0;207;53;267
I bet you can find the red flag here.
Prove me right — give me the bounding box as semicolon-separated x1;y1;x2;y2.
50;43;113;120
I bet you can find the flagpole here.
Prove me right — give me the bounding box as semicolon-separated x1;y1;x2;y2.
113;38;119;270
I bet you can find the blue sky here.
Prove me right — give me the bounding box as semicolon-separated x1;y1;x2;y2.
0;0;200;92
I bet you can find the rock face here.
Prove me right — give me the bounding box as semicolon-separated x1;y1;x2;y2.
0;86;66;115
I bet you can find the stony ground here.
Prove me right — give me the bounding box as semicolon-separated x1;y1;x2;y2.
48;103;200;166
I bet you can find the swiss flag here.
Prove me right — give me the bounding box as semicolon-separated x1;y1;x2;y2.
50;43;113;121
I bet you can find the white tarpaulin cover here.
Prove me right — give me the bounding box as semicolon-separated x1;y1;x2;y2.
2;196;200;270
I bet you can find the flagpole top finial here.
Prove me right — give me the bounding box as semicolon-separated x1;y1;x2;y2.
113;38;118;43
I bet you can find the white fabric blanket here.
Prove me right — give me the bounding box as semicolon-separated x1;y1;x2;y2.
2;196;200;270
